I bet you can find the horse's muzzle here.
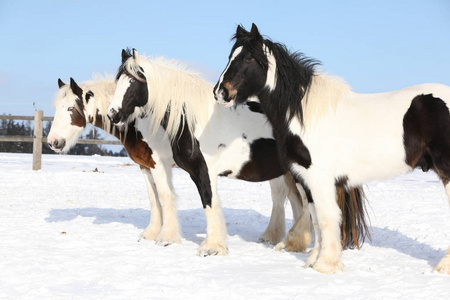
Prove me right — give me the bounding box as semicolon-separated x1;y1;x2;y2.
108;108;120;124
48;138;66;153
215;88;236;108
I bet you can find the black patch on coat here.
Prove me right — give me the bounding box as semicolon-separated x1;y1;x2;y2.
284;132;312;169
219;170;233;177
236;138;286;181
111;75;148;124
218;143;226;149
246;102;264;114
403;93;450;183
161;115;213;209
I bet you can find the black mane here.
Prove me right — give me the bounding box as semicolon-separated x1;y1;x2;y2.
233;31;320;124
265;40;320;124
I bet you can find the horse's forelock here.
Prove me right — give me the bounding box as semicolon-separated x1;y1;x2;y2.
119;55;147;83
232;34;269;69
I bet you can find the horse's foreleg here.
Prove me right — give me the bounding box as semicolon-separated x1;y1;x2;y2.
139;167;163;241
197;175;228;256
306;172;343;274
151;157;181;245
259;176;288;244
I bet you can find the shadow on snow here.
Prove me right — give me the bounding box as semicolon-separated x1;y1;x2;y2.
45;207;446;267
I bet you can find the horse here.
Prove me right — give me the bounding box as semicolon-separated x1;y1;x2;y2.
107;48;369;256
214;23;450;274
46;76;307;251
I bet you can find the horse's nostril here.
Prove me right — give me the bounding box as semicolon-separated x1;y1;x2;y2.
218;88;228;101
108;108;117;122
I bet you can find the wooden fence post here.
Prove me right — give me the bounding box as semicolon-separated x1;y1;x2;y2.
32;110;43;170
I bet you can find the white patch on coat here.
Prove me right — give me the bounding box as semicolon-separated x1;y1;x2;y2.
263;44;277;91
215;46;243;96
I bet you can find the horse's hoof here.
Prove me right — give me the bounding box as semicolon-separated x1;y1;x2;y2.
140;226;161;241
156;240;173;247
197;245;228;256
313;259;344;274
258;232;282;245
274;241;286;252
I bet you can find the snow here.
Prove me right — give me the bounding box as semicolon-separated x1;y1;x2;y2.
1;152;449;299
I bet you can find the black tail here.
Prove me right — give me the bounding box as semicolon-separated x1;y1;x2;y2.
336;185;371;249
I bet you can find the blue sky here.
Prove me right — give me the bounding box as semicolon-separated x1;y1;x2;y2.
1;0;449;117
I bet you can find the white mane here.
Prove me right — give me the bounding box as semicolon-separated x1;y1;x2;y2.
124;54;213;141
303;73;351;128
54;75;117;134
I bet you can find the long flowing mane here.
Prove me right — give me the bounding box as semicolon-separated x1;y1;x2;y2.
258;39;350;128
54;75;117;134
119;50;213;141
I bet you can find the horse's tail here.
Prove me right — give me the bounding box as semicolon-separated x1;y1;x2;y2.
337;185;372;249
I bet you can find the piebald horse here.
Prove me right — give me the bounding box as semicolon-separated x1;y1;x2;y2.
214;23;450;274
47;76;307;250
107;49;369;256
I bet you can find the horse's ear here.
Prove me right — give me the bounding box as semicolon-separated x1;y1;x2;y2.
121;49;131;64
69;77;83;98
250;23;263;43
236;24;248;38
58;78;66;89
132;48;139;60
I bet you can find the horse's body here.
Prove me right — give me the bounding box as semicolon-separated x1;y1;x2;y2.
107;49;369;255
214;23;450;274
47;76;306;250
293;80;450;186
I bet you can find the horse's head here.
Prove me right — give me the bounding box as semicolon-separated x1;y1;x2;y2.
47;78;96;153
214;23;275;108
108;49;148;127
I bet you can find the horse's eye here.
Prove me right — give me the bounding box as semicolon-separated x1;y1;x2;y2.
67;107;74;112
129;78;135;83
244;57;253;63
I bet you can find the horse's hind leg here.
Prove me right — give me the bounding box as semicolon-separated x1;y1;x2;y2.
275;181;312;252
259;176;289;244
429;145;450;273
433;181;450;274
139;167;163;241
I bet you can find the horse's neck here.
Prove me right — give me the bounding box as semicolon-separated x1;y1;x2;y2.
301;74;350;127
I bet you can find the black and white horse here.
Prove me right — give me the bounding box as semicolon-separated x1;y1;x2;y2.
47;75;307;250
107;49;369;256
214;23;450;274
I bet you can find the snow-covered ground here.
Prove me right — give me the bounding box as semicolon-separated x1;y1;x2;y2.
1;153;449;299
